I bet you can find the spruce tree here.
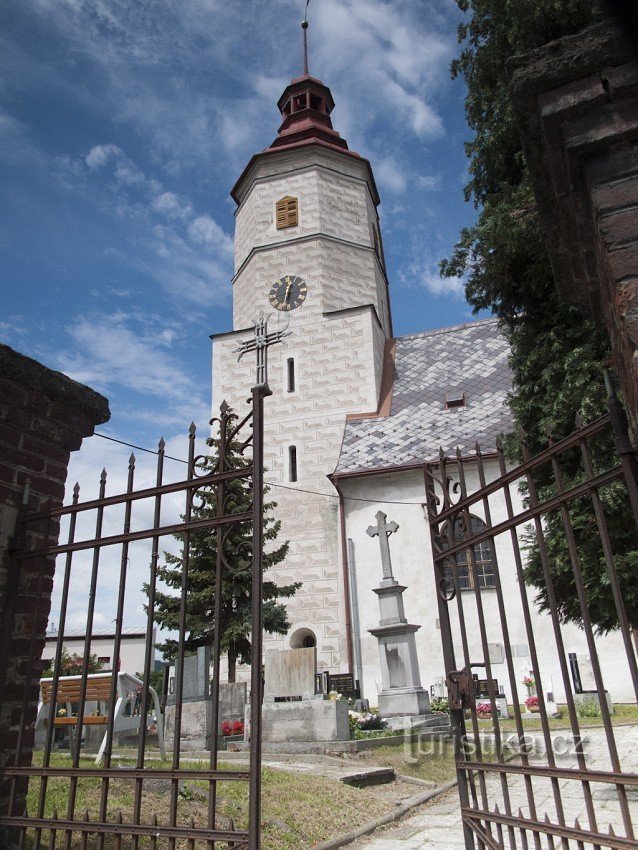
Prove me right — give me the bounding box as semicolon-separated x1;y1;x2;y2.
149;407;299;681
442;0;638;632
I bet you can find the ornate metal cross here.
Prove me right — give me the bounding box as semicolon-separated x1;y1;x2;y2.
234;313;291;389
366;510;399;582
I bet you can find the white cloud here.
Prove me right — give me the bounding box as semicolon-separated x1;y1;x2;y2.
418;173;443;191
56;313;198;402
375;158;407;195
85;143;123;169
421;268;465;298
187;214;233;254
152;191;192;220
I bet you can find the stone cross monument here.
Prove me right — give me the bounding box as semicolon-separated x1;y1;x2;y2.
367;511;431;719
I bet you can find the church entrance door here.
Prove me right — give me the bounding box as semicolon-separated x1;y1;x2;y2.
423;377;638;850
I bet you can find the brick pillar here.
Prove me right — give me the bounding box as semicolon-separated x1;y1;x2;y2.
509;20;638;443
0;343;109;828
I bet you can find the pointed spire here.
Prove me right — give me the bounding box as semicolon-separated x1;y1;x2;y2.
158;436;165;451
302;1;310;76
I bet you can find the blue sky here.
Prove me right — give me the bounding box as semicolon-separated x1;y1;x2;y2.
1;0;479;629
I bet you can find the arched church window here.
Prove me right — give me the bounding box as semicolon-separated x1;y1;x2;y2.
289;445;298;482
442;515;496;590
276;196;298;230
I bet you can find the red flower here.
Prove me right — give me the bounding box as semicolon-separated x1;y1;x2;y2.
232;720;244;735
221;721;233;736
525;695;539;709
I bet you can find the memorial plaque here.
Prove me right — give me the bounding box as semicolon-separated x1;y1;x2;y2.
264;647;316;700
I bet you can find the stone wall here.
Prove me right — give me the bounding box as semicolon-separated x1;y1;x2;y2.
0;343;109;826
509;20;638;442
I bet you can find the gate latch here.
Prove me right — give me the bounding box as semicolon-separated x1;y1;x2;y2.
446;669;474;710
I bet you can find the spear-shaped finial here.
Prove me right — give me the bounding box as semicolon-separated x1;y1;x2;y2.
302;0;310;76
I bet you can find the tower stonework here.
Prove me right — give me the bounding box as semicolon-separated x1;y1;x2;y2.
212;70;391;674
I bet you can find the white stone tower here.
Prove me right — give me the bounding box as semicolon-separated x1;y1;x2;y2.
211;32;391;675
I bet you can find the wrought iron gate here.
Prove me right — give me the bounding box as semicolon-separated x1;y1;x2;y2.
424;378;638;849
0;383;268;850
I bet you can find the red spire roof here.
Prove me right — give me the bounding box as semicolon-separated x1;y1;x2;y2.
265;74;352;155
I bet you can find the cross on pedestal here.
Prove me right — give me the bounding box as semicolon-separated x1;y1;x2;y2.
234;313;291;389
367;510;399;582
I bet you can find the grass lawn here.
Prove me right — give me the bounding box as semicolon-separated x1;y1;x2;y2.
347;741;457;786
478;702;638;733
23;753;405;849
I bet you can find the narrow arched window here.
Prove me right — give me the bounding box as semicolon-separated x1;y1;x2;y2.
287;358;296;393
442;515;496;590
276;196;298;229
289;446;298;482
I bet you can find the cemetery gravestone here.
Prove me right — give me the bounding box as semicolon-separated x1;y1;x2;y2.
256;647;349;744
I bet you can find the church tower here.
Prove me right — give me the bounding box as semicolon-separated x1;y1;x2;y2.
212;25;392;675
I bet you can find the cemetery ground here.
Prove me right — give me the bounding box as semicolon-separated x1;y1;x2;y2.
24;742;458;849
23;706;638;848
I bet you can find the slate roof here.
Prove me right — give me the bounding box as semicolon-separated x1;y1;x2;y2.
334;318;513;475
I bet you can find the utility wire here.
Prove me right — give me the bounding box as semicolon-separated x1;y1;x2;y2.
92;430;429;507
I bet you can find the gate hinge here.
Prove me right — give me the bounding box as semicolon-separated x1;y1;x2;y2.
446;669;474;710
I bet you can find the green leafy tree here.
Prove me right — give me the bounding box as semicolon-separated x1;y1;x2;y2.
149;408;300;682
442;0;638;632
56;645;103;676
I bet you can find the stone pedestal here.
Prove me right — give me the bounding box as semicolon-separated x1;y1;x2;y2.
257;697;350;744
369;591;430;719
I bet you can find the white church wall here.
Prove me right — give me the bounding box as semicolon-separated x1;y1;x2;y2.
212;305;384;673
340;463;635;707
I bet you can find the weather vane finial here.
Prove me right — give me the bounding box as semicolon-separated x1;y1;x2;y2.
302;0;310;76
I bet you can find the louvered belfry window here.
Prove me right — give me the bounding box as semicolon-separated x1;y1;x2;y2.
276;196;298;229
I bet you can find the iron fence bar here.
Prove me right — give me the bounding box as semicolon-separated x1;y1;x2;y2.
21;466;253;523
3;766;249;781
425;459;487;850
494;441;575;849
168;423;197;850
208;404;230;850
98;453;136;849
455;450;515;850
463;806;638;850
458;760;638;785
432;466;622;561
30;486;79;850
17;510;254;560
447;503;492;846
0;816;250;842
521;436;598;849
64;467;107;850
132;437;165;847
548;433;632;839
424;463;478;850
249;384;267;850
577;435;638;702
430;416;611;523
475;444;541;850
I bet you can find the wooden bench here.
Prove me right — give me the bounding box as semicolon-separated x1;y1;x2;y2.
36;672;165;764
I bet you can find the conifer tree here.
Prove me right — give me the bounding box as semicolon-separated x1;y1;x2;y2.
149;407;299;681
442;0;638;632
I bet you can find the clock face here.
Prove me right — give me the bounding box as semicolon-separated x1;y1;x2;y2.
269;275;307;311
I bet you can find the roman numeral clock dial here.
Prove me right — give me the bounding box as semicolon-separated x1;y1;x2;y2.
269;275;307;311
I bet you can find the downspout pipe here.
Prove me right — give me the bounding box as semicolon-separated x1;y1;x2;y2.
347;537;364;699
330;477;355;679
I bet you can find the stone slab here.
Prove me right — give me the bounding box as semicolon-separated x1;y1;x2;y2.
219;681;247;720
264;647;316;700
259;698;349;743
378;688;430;718
164;699;211;751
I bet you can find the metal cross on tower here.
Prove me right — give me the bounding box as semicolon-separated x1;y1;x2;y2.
234;312;291;389
366;510;399;582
